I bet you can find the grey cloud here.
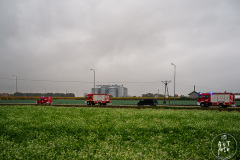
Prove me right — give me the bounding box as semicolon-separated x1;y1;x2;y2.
0;0;240;96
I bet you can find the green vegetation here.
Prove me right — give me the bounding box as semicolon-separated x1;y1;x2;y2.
0;105;239;159
0;99;203;105
1;99;240;106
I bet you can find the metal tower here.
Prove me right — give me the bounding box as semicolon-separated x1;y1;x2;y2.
162;80;171;104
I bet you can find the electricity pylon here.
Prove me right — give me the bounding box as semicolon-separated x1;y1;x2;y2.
162;80;171;104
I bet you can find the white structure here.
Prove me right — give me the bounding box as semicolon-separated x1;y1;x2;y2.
235;94;240;99
91;85;128;97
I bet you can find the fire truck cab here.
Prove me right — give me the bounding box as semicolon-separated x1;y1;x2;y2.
197;92;235;108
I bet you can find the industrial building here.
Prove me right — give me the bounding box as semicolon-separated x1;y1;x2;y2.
91;85;128;97
188;85;199;99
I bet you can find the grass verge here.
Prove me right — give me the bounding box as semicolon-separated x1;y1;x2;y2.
0;105;239;159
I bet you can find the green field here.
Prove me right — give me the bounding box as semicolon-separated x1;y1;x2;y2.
1;99;240;106
0;105;239;159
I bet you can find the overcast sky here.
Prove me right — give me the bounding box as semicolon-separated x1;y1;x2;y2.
0;0;240;96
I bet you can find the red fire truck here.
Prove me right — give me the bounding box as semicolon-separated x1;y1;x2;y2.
197;92;235;108
36;97;52;105
85;94;111;105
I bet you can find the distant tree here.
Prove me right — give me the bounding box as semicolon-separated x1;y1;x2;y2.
46;93;54;97
10;92;75;97
142;93;154;97
154;94;164;97
66;93;75;97
14;92;23;96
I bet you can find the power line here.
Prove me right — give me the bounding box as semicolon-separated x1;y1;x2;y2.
96;81;162;84
175;82;229;92
0;77;162;84
1;77;238;93
0;78;91;83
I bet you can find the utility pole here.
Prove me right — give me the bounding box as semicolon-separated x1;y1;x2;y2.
90;69;95;94
12;75;17;95
162;80;171;104
171;63;176;106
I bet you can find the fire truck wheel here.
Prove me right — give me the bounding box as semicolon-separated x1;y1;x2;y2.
219;103;224;108
200;103;205;107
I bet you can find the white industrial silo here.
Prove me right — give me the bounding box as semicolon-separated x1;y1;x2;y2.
100;85;108;94
124;88;128;97
118;86;124;97
109;86;118;97
91;85;100;94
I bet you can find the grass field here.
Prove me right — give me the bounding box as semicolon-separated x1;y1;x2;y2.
0;105;239;159
1;99;240;106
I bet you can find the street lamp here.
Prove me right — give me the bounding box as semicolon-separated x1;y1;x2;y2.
171;63;176;106
90;69;95;94
12;75;17;94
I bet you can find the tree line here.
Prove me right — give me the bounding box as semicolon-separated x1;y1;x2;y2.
0;92;75;97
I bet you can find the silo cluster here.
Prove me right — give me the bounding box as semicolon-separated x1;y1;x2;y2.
91;85;128;97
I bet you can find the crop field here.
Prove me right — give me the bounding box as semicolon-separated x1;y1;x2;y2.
0;105;239;159
1;99;240;106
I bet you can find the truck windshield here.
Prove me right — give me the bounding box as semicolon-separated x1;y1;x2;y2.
198;95;202;99
86;96;92;99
